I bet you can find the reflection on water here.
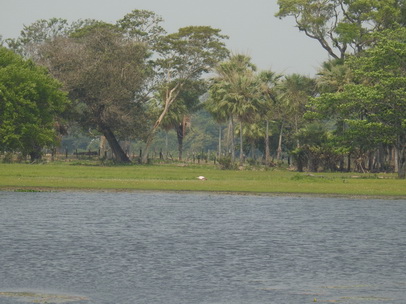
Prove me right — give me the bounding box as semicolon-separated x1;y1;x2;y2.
0;191;405;304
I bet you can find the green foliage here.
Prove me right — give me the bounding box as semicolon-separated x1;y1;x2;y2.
0;47;69;161
155;26;229;79
39;23;152;162
217;155;238;170
311;27;406;176
160;79;207;131
207;56;265;120
116;9;166;46
206;54;271;162
141;25;229;163
276;0;404;59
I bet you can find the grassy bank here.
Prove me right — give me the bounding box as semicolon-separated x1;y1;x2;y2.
0;162;405;197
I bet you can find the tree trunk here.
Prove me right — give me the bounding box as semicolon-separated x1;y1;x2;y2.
399;156;406;179
295;116;300;148
142;84;181;164
29;145;42;162
228;116;235;162
239;121;244;165
99;136;107;158
218;125;222;158
175;123;184;161
165;132;169;154
377;145;385;172
265;120;271;166
250;140;255;159
368;151;374;172
276;121;284;161
100;124;131;163
296;153;304;172
142;132;155;163
309;155;318;172
394;146;399;173
397;140;406;179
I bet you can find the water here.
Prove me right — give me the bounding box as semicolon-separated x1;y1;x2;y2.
0;191;405;304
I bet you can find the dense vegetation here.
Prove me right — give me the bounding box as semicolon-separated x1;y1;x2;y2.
1;1;405;178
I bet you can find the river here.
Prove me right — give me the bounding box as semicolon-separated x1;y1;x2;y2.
0;191;405;303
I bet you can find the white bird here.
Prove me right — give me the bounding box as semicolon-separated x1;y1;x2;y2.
197;176;207;180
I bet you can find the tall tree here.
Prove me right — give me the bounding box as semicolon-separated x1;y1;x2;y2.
205;93;229;158
312;59;354;170
116;9;166;46
39;23;151;163
0;47;69;161
275;0;404;59
5;18;100;59
310;27;406;177
160;80;206;160
277;74;317;149
206;54;266;164
6;18;71;59
316;59;352;93
258;70;282;165
346;27;406;177
141;26;229;163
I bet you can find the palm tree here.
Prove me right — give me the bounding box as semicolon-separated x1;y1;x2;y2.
205;92;228;158
277;74;317;149
206;54;265;164
257;70;282;165
160;80;206;160
316;59;352;93
239;122;265;160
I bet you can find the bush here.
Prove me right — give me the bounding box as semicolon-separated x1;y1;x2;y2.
2;152;13;163
217;155;238;170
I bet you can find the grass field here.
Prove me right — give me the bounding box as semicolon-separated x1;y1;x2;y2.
0;161;405;197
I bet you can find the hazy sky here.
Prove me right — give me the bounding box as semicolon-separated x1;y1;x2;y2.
0;0;328;76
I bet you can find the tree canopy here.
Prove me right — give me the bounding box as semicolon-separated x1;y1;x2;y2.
38;23;151;163
141;25;229;162
0;47;69;161
276;0;405;59
310;27;406;177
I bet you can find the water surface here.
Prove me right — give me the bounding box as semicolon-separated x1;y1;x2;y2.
0;191;405;303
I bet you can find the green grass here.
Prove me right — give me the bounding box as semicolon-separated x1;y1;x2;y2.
0;162;405;197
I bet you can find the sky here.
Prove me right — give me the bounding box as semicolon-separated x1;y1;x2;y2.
0;0;328;76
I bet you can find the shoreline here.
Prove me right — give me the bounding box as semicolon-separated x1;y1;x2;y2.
2;186;406;200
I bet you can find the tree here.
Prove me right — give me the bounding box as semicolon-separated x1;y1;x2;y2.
346;27;406;177
291;122;343;172
257;70;282;165
116;9;166;46
275;0;404;59
141;26;229;163
5;18;71;59
8;14;228;164
277;74;317;149
160;80;206;160
310;27;406;177
5;18;101;59
316;58;352;93
312;59;354;170
39;23;151;163
0;47;69;161
205;92;229;159
206;54;266;164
